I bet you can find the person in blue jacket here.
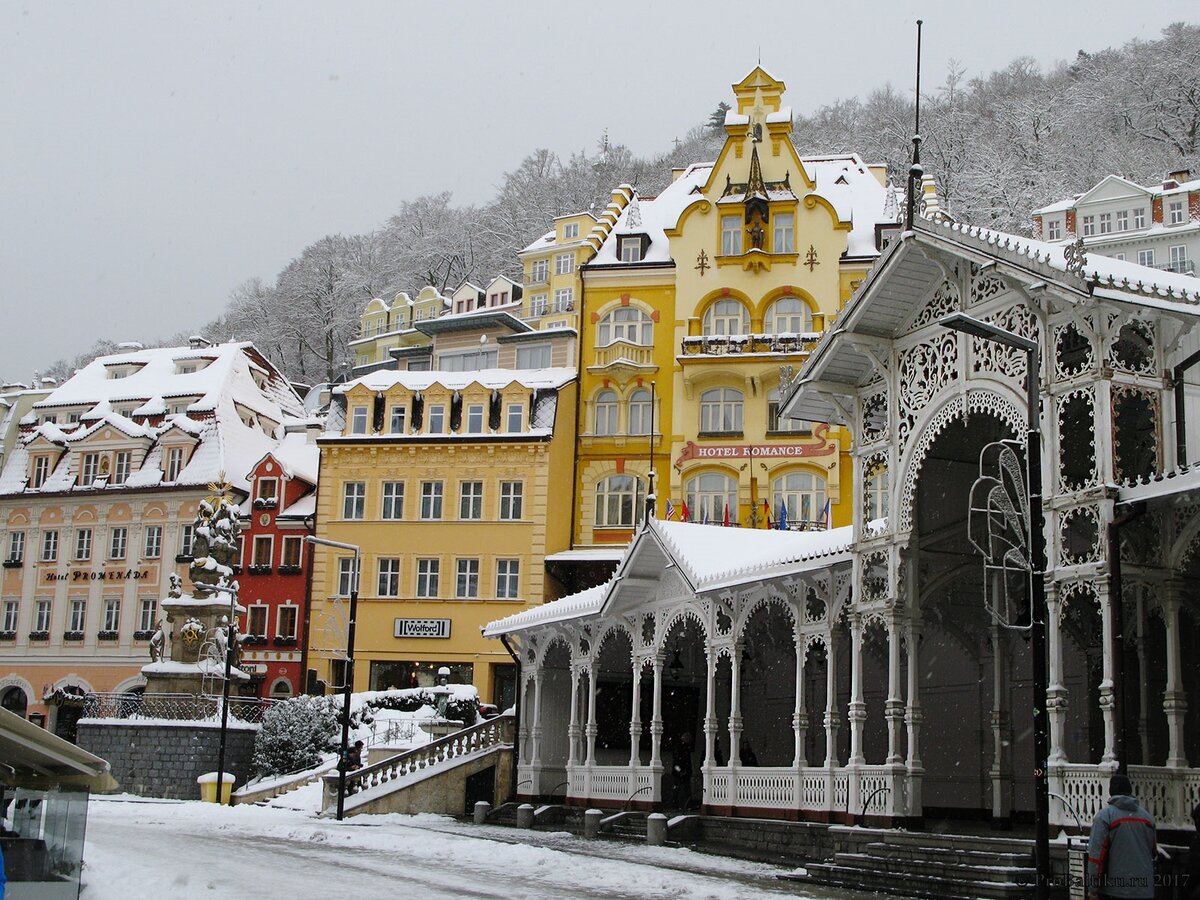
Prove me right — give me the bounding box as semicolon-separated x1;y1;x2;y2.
1087;773;1156;900
1;841;7;900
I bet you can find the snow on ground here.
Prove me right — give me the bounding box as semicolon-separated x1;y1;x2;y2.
81;797;875;899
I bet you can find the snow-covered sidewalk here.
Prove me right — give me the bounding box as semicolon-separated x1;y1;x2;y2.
80;797;872;898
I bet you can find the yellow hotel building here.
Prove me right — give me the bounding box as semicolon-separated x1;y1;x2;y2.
309;363;577;707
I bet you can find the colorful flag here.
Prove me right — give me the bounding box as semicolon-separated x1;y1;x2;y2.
681;501;690;523
665;499;676;521
701;505;710;525
723;503;730;527
763;499;772;529
822;498;831;529
778;499;788;531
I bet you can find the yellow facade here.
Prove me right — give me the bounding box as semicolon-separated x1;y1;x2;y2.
574;68;900;545
309;371;578;705
349;287;447;373
518;210;611;330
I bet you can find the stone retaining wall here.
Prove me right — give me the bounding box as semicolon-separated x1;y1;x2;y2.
78;721;257;799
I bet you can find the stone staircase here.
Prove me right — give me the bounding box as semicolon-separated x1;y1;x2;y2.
599;811;649;841
783;828;1042;899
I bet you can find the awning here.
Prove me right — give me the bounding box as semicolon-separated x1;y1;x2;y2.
0;708;113;787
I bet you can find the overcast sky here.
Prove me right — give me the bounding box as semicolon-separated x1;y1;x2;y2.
1;1;1191;382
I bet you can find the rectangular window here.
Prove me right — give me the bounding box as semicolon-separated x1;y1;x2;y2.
256;478;278;503
529;259;548;283
74;528;92;561
41;529;59;562
1169;199;1185;224
342;482;366;519
529;294;547;317
138;598;156;633
1046;219;1061;240
180;525;194;557
7;531;25;562
377;558;401;597
337;557;359;597
619;237;642;263
1116;210;1129;231
143;525;162;559
721;215;742;255
1081;215;1095;237
505;403;523;432
281;536;302;568
2;600;18;633
277;605;297;639
1134;208;1146;228
1099;212;1112;234
1114;253;1126;261
455;559;479;599
416;559;440;598
35;600;51;632
69;599;86;633
563;222;580;239
553;287;573;312
165;447;185;482
252;535;273;568
515;345;551;369
381;481;405;520
420;481;443;520
81;453;100;484
109;527;127;560
1169;245;1189;272
496;559;520;599
459;481;483;520
350;406;369;434
466;404;485;434
1138;248;1155;267
103;598;120;632
389;405;407;434
554;252;574;275
112;451;131;485
499;481;523;520
773;212;795;253
248;604;268;637
31;456;49;488
427;404;446;434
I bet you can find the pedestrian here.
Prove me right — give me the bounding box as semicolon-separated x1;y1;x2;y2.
1087;773;1156;900
346;740;365;771
1185;802;1200;900
1;840;6;900
739;736;758;767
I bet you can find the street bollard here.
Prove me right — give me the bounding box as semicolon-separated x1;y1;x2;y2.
646;812;667;846
516;803;535;829
473;801;491;824
584;808;603;839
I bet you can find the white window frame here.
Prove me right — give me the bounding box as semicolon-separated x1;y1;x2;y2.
138;598;157;633
1134;208;1146;228
2;600;18;633
628;389;652;435
426;404;446;434
466;404;485;434
143;525;162;559
721;215;742;255
247;604;269;637
350;406;369;435
276;604;298;640
1081;215;1095;237
256;477;278;502
1138;248;1155;267
459;481;484;520
416;559;440;598
377;558;401;598
554;252;575;275
1046;219;1061;241
619;237;642;263
515;344;552;370
112;451;131;485
765;296;812;335
281;535;303;568
74;527;92;561
499;481;523;520
496;559;520;599
553;287;573;312
342;482;366;520
80;453;100;484
102;598;120;632
455;558;480;599
1116;210;1129;232
381;481;404;520
1169;244;1188;271
68;598;86;633
41;529;59;562
1098;212;1112;234
109;527;127;560
594;475;645;528
252;535;273;568
597;306;652;346
337;557;359;597
562;222;580;239
594;390;619;435
699;388;744;434
389;405;407;434
8;531;25;562
31;456;49;488
34;600;51;632
773;212;795;253
529;258;548;283
685;472;738;525
420;481;444;520
529;294;548;317
505;403;523;432
772;470;828;528
180;524;194;557
703;299;749;336
1168;199;1185;225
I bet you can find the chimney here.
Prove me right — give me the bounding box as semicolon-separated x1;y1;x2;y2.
1166;168;1192;188
117;341;144;351
188;335;212;349
671;167;686;183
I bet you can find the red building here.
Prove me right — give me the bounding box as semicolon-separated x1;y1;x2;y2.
237;431;319;700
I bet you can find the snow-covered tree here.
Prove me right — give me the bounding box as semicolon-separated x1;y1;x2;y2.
252;694;340;776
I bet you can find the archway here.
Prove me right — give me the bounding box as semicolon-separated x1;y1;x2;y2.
662;614;706;809
538;639;572;791
593;628;633;765
1;685;28;718
739;602;797;766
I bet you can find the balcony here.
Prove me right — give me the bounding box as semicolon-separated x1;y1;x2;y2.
1162;260;1195;275
588;341;657;378
680;333;820;357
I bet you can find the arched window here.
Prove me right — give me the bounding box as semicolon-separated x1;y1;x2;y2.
685;472;737;524
1;685;28;718
595;475;646;528
700;388;743;434
772;471;827;529
703;299;750;336
594;390;619;435
269;678;294;700
764;296;813;334
597;307;652;346
628;389;652;435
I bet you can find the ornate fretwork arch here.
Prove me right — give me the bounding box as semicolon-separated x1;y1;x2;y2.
735;593;799;644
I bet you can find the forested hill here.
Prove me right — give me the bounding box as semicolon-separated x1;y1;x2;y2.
49;23;1200;385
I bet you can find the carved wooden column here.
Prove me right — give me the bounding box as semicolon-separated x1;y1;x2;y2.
848;614;866;766
885;612;904;765
1046;585;1069;763
1163;582;1188;768
584;664;598;767
530;668;544;769
650;655;664;770
990;619;1013;823
1097;579;1118;764
904;615;923;818
567;666;580;768
728;643;744;774
794;636;807;767
703;645;717;769
629;662;643;768
824;631;841;768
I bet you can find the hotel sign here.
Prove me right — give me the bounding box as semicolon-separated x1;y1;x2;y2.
44;569;152;583
674;425;835;469
394;618;451;639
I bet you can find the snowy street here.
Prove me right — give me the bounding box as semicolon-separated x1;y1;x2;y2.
79;797;875;899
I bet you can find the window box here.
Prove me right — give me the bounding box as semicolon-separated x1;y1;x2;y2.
278;564;303;576
28;630;49;641
273;636;298;647
133;629;155;641
63;631;85;642
0;630;15;640
231;565;242;576
248;564;272;576
252;497;278;509
2;559;22;569
175;553;194;563
243;634;268;646
97;630;119;641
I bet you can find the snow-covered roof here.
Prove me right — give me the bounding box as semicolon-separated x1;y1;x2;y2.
337;367;577;395
588;164;714;267
482;582;609;637
1118;463;1200;506
801;154;896;258
1033;173;1200;216
251;431;319;485
0;342;303;496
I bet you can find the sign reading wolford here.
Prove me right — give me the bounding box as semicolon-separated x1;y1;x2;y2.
394;618;451;639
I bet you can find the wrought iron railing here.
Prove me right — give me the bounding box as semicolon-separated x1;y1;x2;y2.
680;333;821;356
81;692;276;724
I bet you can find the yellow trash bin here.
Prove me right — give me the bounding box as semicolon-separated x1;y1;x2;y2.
197;772;236;803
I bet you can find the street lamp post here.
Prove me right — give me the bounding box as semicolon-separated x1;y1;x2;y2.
195;580;240;807
940;312;1050;900
306;535;360;821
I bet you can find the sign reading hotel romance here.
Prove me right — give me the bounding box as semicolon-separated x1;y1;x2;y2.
394;618;452;639
44;569;152;583
674;424;835;469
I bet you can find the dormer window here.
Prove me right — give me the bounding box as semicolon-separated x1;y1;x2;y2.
563;222;580;239
81;453;101;485
1046;219;1062;241
113;451;131;485
164;446;186;482
177;364;198;375
427;404;446;434
350;405;369;435
256;478;278;507
30;456;49;488
466;404;485;434
619;237;644;263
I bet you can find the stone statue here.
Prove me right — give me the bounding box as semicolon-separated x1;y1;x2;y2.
168;573;183;599
149;617;171;662
210;615;229;666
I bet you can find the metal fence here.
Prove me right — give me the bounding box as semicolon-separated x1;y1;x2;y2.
81;692;276;724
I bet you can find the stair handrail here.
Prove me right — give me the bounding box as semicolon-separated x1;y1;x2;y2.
336;713;515;799
623;784;652;811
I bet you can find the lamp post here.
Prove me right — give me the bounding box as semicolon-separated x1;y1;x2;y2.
194;580;240;807
306;535;360;821
940;312;1049;899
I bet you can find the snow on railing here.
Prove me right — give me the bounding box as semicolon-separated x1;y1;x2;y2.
331;714;515;808
81;691;276;724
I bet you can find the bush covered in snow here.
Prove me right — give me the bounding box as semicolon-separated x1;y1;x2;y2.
351;685;479;729
253;695;340;776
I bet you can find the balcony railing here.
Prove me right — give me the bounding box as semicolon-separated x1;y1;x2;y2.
592;341;655;369
681;333;821;356
1162;260;1195;274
